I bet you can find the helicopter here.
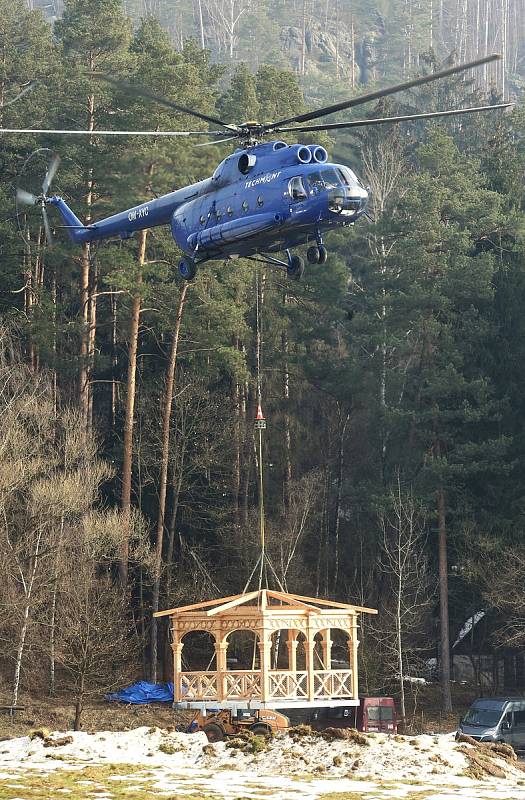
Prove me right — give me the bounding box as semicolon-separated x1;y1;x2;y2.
8;53;511;282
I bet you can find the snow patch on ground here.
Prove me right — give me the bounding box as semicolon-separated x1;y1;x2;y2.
0;726;524;799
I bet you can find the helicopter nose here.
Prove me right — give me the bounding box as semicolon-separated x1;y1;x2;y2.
328;186;368;216
353;186;369;209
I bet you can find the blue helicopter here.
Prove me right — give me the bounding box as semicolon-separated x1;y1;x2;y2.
10;53;510;281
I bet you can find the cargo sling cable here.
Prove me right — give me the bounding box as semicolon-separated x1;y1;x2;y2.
243;269;285;597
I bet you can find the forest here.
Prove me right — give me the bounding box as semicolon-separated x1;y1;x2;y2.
1;0;525;727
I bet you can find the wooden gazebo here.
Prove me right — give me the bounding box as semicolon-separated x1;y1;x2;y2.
154;589;377;708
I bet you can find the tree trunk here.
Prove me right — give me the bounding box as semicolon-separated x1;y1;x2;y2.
397;546;406;720
110;293;118;430
49;514;65;695
150;283;189;682
436;465;452;712
12;529;43;708
79;81;95;432
333;411;349;590
301;0;307;75
87;258;98;427
74;673;84;731
119;229;147;587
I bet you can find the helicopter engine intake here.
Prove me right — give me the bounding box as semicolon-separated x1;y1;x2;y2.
310;145;328;163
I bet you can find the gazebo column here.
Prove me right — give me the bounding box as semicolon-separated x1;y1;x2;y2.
347;618;359;699
286;630;298;673
305;627;316;701
172;640;183;702
321;630;332;670
215;640;227;702
258;637;271;702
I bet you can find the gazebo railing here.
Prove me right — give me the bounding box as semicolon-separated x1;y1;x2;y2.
268;670;308;699
313;669;353;698
178;668;354;702
180;671;218;700
224;670;262;698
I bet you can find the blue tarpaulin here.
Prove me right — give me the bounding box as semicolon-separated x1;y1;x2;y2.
106;681;174;705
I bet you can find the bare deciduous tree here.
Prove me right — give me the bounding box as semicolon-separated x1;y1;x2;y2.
375;478;434;720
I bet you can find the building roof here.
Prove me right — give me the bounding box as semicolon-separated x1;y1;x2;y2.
153;588;377;618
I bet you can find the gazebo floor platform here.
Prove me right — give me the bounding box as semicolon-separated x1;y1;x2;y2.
175;697;359;710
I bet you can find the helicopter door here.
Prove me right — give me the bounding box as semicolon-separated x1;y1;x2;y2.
288;176;308;217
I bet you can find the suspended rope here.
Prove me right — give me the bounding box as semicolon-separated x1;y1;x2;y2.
254;267;267;593
242;269;286;605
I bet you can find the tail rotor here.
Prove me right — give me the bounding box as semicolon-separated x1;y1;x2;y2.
16;149;60;247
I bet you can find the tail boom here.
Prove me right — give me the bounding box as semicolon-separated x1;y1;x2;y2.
48;177;213;245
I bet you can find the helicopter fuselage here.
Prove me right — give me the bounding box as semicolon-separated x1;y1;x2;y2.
50;140;368;277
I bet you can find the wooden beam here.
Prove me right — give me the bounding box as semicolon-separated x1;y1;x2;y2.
266;589;318;611
286;591;377;614
205;590;261;616
153;592;245;618
347;605;378;615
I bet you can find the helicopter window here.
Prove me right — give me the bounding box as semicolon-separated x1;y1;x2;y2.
339;165;362;187
242;200;249;212
306;171;324;192
257;195;264;207
199;215;206;225
227;206;233;217
321;168;343;189
289;177;307;201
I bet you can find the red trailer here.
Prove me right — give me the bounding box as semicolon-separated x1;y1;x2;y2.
309;697;397;734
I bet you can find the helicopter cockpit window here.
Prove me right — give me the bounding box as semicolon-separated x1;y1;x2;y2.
289;176;307;201
320;168;343;190
338;165;362;187
307;171;324;192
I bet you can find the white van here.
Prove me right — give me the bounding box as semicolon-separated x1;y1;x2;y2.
457;697;525;748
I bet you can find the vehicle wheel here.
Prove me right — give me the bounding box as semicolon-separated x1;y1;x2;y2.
203;722;225;743
287;255;305;280
179;257;196;281
307;245;320;264
318;244;328;264
249;723;271;736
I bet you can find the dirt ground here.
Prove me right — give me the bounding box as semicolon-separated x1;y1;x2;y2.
0;682;482;741
0;695;190;740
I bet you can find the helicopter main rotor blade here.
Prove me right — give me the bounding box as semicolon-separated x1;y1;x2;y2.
94;73;239;134
276;102;513;134
16;188;38;206
4;81;37;108
195;135;240;147
0;127;230;137
267;53;502;130
42;153;60;195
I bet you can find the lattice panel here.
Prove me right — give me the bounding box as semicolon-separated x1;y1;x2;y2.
268;670;308;699
313;669;353;698
224;671;262;698
180;671;218;700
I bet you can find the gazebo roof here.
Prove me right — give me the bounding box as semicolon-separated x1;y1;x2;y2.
154;588;377;618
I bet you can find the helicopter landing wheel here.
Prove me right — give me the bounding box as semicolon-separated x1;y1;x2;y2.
179;257;196;281
318;244;328;264
307;245;320;264
287;254;305;280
